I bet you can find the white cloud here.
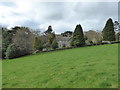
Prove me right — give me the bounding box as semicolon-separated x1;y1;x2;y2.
0;1;118;33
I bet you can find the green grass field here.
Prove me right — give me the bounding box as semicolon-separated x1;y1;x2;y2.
2;44;118;88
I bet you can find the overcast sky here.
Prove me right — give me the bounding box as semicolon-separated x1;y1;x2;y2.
0;0;118;34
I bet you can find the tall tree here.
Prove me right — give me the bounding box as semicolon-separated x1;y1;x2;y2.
44;25;53;34
34;36;43;51
47;32;55;48
48;32;55;45
2;27;13;59
12;27;34;56
71;24;85;47
103;18;115;41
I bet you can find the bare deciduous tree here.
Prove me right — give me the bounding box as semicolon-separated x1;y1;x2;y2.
85;30;102;44
12;27;34;55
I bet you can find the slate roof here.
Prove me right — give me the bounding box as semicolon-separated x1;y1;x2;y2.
56;35;71;42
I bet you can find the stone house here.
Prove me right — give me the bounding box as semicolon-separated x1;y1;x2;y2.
56;35;72;48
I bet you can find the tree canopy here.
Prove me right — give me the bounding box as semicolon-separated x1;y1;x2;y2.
71;24;85;47
103;18;115;41
44;25;53;34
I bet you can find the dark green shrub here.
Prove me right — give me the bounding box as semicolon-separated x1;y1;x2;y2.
62;44;66;48
5;43;19;59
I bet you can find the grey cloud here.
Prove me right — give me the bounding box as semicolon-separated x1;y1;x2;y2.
38;2;66;21
46;12;64;21
73;2;117;20
22;20;41;29
0;2;118;34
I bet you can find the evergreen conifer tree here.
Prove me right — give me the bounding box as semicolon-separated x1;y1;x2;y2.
103;18;115;41
71;24;85;47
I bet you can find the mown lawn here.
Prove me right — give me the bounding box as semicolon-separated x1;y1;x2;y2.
2;44;118;88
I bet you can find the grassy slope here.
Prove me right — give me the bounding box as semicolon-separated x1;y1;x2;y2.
2;44;118;88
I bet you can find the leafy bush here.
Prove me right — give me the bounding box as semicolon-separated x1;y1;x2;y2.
62;44;66;48
5;43;19;59
51;40;58;50
34;36;43;51
2;28;13;59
